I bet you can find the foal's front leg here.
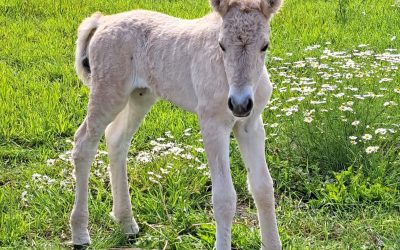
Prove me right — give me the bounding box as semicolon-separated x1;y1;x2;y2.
200;117;236;250
233;116;281;250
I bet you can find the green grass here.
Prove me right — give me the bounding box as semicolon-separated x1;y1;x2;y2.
0;0;399;249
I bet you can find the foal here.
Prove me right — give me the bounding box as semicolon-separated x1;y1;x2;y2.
70;0;283;249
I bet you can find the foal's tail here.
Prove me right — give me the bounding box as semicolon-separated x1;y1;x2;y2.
75;12;102;87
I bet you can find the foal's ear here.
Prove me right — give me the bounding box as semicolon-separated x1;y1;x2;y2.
209;0;229;16
260;0;283;18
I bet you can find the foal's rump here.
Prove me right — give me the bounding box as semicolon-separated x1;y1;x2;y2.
75;11;144;90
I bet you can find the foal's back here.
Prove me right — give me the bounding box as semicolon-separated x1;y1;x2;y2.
86;10;222;112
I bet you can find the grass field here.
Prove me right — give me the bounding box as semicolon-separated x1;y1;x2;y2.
0;0;399;249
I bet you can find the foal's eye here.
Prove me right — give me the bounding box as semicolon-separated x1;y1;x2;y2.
219;42;226;52
261;43;269;52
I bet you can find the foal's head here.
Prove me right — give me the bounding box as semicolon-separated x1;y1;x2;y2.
211;0;282;117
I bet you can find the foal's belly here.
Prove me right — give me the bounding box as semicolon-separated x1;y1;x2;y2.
133;74;198;114
153;81;198;113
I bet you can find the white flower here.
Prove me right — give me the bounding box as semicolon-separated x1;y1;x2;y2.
384;101;397;107
195;147;205;153
352;121;360;126
270;123;279;128
168;146;184;155
375;128;387;135
181;153;194;160
149;177;159;184
269;106;278;110
379;78;393;83
365;146;379;154
46;159;56;166
21;190;29;206
350;140;357;145
197;164;207;170
310;100;326;105
279;87;287;92
304;116;313;123
32;173;42;180
344;73;353;79
339;105;353;112
333;93;345;98
349;136;358;140
294;61;306;68
305;44;321;51
183;128;192;136
362;134;373;140
304;109;315;116
21;191;28;199
136;152;152;163
98;150;108;155
47;178;56;185
165;131;174;138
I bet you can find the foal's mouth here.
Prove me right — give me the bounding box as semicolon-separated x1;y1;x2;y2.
232;110;252;118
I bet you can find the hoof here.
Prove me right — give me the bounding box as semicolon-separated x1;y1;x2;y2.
126;233;138;244
73;244;89;250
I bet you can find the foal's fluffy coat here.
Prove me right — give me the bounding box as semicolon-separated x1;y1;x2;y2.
71;0;283;249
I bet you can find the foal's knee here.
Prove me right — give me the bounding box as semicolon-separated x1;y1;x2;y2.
212;189;237;223
249;175;275;208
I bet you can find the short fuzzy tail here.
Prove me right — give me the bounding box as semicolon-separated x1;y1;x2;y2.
75;12;102;86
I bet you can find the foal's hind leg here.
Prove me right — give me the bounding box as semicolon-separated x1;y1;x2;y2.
105;89;155;236
70;85;131;246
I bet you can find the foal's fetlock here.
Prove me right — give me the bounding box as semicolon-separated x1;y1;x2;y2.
121;221;140;235
70;212;91;245
71;228;90;246
261;242;282;250
110;212;139;235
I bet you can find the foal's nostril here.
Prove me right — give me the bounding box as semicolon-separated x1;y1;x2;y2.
228;97;234;111
245;98;253;113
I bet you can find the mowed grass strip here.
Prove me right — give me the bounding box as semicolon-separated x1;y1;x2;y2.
0;0;399;249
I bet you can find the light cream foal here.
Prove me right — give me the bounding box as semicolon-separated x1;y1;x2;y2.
70;0;283;249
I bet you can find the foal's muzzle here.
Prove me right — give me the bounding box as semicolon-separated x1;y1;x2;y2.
228;86;254;117
228;96;253;117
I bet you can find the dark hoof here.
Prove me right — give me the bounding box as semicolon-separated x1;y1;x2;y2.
73;244;89;250
126;234;138;244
